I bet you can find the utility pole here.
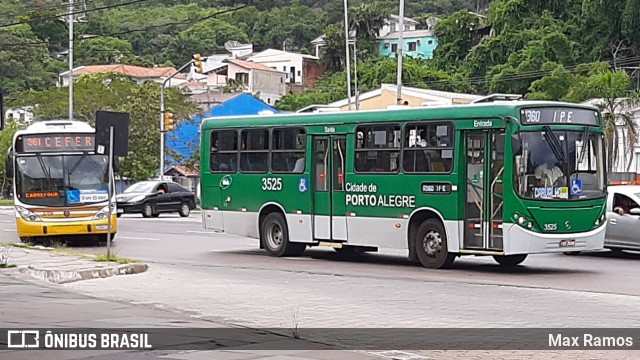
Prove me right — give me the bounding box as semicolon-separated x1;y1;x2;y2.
160;57;203;178
396;0;405;105
343;0;352;111
68;0;74;121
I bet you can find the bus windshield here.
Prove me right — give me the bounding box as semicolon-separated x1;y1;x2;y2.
513;130;605;200
16;154;109;206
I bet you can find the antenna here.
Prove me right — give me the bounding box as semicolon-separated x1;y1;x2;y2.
426;16;440;30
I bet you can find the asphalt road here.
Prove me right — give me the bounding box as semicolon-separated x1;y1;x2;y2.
2;210;640;297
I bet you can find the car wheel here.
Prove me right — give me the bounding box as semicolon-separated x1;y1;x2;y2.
116;213;122;218
142;203;153;218
152;213;160;218
260;212;305;257
415;219;456;269
493;254;527;266
179;203;190;217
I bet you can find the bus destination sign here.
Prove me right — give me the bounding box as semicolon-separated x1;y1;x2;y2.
521;107;599;126
18;133;95;153
421;182;452;194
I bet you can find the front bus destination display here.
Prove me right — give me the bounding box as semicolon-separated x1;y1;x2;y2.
199;101;607;269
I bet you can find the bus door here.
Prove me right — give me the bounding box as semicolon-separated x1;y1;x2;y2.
311;136;347;241
463;129;505;251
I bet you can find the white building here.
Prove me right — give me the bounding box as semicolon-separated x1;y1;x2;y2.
245;49;322;88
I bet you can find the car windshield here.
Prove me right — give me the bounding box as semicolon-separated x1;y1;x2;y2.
16;154;109;206
124;182;157;194
513;130;605;200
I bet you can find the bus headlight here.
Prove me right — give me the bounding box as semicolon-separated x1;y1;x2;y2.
15;206;42;222
93;206;111;220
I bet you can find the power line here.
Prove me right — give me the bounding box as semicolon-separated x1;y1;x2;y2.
0;0;151;29
0;4;247;49
0;0;100;22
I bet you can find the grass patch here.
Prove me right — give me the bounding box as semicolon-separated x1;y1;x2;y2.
0;263;17;268
0;199;13;206
94;253;137;264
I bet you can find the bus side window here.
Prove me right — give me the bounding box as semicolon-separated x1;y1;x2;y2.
210;130;238;173
272;128;306;173
403;123;453;174
354;124;400;173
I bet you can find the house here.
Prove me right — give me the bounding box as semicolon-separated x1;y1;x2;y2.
205;58;286;106
164;165;199;194
58;64;187;87
327;83;482;111
165;93;281;169
246;49;324;91
379;14;420;37
378;29;438;60
311;14;437;60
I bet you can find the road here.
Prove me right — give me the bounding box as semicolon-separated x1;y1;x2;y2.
2;209;640;358
2;210;639;297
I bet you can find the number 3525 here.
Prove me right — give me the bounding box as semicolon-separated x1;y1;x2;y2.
262;178;282;191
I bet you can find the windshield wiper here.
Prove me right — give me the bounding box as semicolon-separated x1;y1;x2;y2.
544;126;565;162
35;154;52;183
577;127;590;166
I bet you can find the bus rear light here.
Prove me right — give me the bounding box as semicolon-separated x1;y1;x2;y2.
518;216;526;225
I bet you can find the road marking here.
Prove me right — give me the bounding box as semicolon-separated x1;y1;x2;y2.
118;236;160;241
0;220;14;223
4;228;16;232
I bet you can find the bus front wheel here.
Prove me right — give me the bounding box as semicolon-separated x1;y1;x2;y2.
261;212;305;257
415;219;455;269
493;254;527;266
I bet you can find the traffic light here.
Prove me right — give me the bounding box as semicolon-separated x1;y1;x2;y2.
163;111;175;132
192;53;206;74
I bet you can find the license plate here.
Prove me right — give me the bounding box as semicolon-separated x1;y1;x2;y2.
559;239;576;247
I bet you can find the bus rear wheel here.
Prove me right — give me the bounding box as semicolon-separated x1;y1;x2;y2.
493;254;527;266
415;219;455;269
261;213;305;257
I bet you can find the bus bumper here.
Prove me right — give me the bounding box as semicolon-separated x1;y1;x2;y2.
504;223;606;254
16;215;118;238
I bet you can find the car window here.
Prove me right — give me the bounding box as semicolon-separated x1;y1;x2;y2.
167;183;184;193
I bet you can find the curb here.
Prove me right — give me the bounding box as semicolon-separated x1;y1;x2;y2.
19;263;148;284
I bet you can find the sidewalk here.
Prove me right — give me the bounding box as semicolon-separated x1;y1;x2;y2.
0;243;147;284
0;246;387;360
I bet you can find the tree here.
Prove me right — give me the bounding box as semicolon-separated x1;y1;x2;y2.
15;75;200;180
565;69;637;173
0;25;58;95
74;37;135;65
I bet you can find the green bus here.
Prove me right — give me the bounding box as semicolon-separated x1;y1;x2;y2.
199;101;607;268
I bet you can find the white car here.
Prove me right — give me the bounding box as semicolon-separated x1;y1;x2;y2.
604;185;640;251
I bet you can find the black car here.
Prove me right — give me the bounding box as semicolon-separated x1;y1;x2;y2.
116;181;197;218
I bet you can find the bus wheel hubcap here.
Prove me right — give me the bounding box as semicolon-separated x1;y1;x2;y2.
423;230;442;258
267;223;283;249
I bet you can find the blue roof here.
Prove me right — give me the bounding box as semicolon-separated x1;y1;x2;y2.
166;93;281;167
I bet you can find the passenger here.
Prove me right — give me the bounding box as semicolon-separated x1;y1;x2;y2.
614;198;633;215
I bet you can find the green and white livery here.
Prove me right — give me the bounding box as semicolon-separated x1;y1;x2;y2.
199;101;607;268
